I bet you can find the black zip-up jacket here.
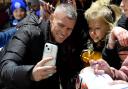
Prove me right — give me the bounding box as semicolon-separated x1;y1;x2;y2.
0;12;88;89
117;14;128;30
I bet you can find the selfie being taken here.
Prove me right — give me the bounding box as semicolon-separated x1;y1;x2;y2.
0;0;128;89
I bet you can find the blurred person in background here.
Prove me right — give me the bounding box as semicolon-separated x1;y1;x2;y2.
39;0;59;21
10;0;27;27
26;0;40;17
0;0;11;30
0;0;27;48
117;0;128;30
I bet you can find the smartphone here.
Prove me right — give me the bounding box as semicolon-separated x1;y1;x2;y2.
42;43;58;66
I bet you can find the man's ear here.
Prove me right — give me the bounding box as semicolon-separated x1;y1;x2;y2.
50;13;54;23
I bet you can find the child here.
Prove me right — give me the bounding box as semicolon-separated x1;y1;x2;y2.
88;0;128;82
81;0;121;68
10;0;27;26
0;0;27;48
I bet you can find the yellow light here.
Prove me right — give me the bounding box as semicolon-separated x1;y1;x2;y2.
80;50;102;66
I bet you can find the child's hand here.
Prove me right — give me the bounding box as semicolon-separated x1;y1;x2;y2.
90;59;112;75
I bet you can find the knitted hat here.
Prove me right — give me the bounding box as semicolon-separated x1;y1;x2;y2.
10;0;27;13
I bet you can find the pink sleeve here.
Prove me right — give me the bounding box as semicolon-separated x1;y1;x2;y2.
110;58;128;81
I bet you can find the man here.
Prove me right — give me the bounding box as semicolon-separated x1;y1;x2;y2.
117;0;128;30
0;3;87;89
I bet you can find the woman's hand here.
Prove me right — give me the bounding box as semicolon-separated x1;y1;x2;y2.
109;27;128;47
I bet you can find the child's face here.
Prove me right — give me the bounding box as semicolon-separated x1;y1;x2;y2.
88;18;110;43
13;8;26;20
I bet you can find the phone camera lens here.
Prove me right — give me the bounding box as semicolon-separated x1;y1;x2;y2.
47;48;50;50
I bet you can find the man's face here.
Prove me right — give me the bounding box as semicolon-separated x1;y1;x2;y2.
120;0;128;17
50;12;76;43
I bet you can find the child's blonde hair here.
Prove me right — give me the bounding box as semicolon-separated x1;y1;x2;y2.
85;0;121;30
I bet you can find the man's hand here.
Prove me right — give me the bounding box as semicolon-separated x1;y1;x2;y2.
31;57;56;81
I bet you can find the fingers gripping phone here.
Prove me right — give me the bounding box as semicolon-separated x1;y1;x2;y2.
43;43;58;66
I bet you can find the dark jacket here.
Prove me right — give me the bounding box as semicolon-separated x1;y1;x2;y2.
102;47;121;70
102;38;126;69
117;14;128;30
87;37;121;69
0;12;88;89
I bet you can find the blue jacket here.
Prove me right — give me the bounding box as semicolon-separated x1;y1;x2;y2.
0;28;17;47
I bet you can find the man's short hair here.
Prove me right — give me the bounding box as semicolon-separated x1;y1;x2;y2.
54;3;77;21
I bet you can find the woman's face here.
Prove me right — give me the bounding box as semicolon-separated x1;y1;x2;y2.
13;8;26;20
88;18;110;43
120;0;128;17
